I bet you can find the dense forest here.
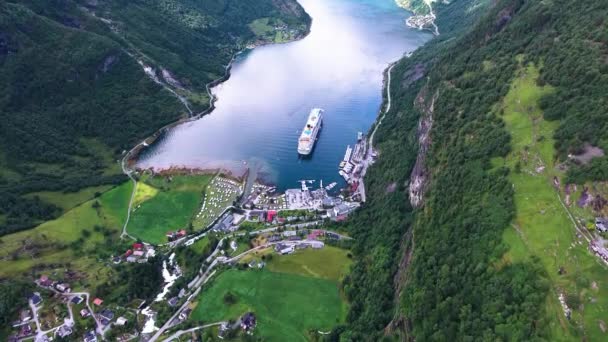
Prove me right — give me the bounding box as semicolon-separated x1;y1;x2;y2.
0;0;309;235
337;0;608;340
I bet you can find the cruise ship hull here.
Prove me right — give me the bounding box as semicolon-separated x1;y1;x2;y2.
297;122;322;155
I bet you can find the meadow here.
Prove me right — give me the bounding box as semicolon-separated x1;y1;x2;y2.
192;269;347;341
266;246;352;281
127;175;212;244
495;65;608;340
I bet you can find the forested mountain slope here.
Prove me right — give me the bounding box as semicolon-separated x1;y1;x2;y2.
337;0;608;340
0;0;309;235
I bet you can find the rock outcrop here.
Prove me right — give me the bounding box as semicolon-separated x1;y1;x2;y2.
409;86;437;208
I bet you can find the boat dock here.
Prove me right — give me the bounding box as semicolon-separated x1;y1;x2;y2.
338;132;370;202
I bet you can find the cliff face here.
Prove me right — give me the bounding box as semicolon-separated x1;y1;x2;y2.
408;85;437;208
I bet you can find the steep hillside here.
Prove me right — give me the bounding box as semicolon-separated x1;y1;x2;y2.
338;0;608;340
0;0;309;235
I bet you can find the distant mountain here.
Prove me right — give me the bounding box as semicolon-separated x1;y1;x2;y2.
0;0;309;235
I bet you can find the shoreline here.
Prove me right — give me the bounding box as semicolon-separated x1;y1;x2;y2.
120;21;312;175
397;0;440;36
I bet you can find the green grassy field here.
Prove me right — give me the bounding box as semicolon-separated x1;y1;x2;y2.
191;236;212;254
127;175;212;244
266;246;352;282
249;18;275;37
0;182;132;286
495;64;608;340
25;185;113;211
192;269;346;341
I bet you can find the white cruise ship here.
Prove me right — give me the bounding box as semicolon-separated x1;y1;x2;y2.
297;108;324;155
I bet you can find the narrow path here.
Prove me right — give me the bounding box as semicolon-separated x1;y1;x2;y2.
356;61;396;203
120;154;138;241
426;1;439;36
162;322;225;342
369;63;395;151
29;300;42;340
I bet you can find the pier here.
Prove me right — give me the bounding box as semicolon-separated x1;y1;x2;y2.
338;132;374;202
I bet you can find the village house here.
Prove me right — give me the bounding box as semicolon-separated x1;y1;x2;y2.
57;325;73;338
126;256;138;263
55;283;71;293
275;243;295;255
302;240;324;249
20;310;32;322
19;324;33;337
168;297;179;307
80;309;91;318
240;312;256;332
326;232;340;240
116;317;128;326
333;203;354;217
93;298;103;306
267;210;277;223
84;330;98;342
29;292;43;306
267;234;281;242
99;309;115;322
179;308;192;320
282;230;297;237
166;229;187;241
248;261;265;269
596;217;608;233
322;197;336;208
71;296;84;305
218;322;229;339
38;275;53;287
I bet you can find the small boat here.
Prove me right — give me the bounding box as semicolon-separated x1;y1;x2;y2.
325;182;337;191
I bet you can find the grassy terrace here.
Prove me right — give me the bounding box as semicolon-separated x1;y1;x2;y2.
0;182;132;287
192;269;347;341
494;64;608;340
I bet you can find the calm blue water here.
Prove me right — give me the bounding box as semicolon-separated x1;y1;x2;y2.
137;0;431;190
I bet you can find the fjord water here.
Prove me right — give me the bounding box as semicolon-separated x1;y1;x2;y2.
137;0;431;190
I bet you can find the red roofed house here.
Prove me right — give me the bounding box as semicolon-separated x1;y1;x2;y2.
133;243;143;251
307;230;324;240
335;215;347;222
267;210;277;223
178;229;187;237
124;249;133;257
93;298;103;306
39;275;52;287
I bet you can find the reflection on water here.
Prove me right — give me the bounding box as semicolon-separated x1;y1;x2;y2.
137;0;431;190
